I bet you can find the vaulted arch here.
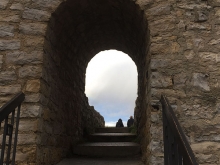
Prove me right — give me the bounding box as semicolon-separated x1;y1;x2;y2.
40;0;150;164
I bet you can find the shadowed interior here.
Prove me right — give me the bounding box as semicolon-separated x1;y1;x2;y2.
40;0;151;164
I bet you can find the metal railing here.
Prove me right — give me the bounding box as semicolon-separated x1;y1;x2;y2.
161;95;198;165
0;92;25;165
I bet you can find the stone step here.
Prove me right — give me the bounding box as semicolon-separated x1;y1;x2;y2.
88;133;136;142
56;156;144;165
95;127;130;133
73;142;140;157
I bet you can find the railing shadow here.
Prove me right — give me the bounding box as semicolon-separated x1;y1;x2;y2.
161;95;198;165
0;92;25;165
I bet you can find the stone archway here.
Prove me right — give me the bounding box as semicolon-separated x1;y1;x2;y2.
39;0;150;164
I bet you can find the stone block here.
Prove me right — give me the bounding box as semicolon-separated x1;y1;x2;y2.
192;142;220;154
26;79;40;92
194;8;209;22
0;0;9;9
0;14;20;22
24;36;44;47
0;39;20;50
18;65;42;78
24;93;41;103
208;0;220;7
192;73;210;91
147;3;171;16
186;23;211;31
19;120;38;132
0;85;21;95
0;24;14;37
10;3;24;10
199;52;219;63
150;59;169;70
18;133;38;145
6;51;43;65
149;16;176;36
184;50;195;60
32;0;61;10
19;22;47;35
21;104;42;118
151;72;172;88
22;8;51;21
0;70;17;83
0;55;2;68
196;153;219;164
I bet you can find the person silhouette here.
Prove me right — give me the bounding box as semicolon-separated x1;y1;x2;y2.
116;118;124;127
127;116;134;127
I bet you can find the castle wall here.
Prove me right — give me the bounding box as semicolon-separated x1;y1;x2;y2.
0;0;220;164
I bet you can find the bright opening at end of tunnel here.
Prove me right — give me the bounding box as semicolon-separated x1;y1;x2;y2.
85;50;138;127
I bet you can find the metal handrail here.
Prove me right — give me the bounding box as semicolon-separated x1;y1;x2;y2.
161;95;198;165
0;92;25;165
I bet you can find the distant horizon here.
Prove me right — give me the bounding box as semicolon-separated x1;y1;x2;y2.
85;50;137;126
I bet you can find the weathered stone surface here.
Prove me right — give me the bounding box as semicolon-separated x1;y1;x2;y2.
0;14;20;22
24;93;41;103
24;36;44;47
151;72;172;88
149;16;176;36
18;134;38;145
0;85;21;95
19;120;38;132
21;104;42;118
194;8;209;22
186;23;211;31
192;73;210;91
22;8;51;21
26;80;40;92
196;153;219;164
10;3;24;10
6;51;43;65
18;66;42;78
0;55;3;68
16;146;37;163
19;22;47;35
0;24;14;37
0;71;17;83
184;50;195;60
0;0;9;9
192;142;220;154
147;3;171;16
199;52;220;63
0;1;219;165
0;40;20;50
31;0;61;10
150;59;169;70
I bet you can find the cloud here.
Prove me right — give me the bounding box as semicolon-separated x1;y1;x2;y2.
85;50;137;125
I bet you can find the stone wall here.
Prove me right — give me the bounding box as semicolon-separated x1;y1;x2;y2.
0;0;220;165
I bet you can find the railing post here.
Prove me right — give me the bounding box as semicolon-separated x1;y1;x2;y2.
161;95;198;165
0;92;25;165
12;104;21;164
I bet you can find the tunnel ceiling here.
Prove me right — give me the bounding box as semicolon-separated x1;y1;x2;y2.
48;0;148;65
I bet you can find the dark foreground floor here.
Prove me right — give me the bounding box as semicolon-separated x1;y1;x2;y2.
56;156;144;165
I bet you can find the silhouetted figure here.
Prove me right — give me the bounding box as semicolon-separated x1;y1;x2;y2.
116;118;124;127
127;116;134;127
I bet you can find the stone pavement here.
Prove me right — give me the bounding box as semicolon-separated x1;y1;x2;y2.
56;156;144;165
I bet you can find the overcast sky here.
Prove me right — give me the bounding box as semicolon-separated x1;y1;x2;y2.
85;50;137;126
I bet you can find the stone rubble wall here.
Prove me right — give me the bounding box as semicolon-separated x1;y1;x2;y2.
139;0;220;164
0;0;219;165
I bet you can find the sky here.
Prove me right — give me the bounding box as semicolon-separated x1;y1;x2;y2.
85;50;137;126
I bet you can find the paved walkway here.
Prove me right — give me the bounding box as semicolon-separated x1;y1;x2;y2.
56;156;144;165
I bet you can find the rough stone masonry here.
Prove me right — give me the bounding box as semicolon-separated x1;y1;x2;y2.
0;0;220;165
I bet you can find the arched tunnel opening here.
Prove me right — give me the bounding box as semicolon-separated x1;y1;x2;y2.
40;0;150;164
85;50;138;127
